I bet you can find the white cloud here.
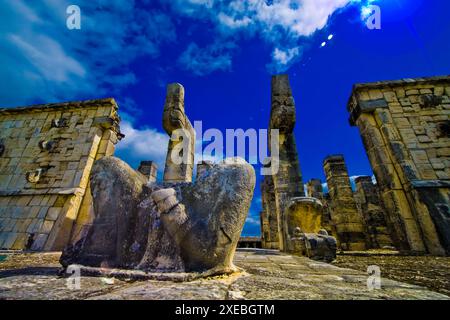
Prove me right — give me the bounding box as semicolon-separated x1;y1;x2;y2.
245;214;260;226
178;42;234;76
0;0;176;107
9;34;86;82
115;120;169;175
167;0;363;72
217;12;252;28
234;0;350;37
272;47;301;68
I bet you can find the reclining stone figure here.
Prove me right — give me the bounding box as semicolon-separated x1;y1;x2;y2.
289;227;337;262
60;83;255;275
60;156;255;274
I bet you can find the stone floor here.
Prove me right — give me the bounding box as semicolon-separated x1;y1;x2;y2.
333;252;450;296
0;249;448;300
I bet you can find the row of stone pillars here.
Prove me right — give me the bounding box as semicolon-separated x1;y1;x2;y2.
261;75;393;252
261;75;332;253
262;75;450;256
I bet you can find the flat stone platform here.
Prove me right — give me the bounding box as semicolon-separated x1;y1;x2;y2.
0;249;448;300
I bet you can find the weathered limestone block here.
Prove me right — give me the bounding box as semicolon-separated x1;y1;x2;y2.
61;156;255;274
348;76;450;255
260;209;270;248
323;155;367;251
290;227;337;262
285;197;323;236
306;179;323;199
162;83;195;183
354;176;394;249
260;172;280;249
0;99;123;251
137;161;157;183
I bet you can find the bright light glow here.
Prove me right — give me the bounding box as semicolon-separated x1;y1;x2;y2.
361;6;374;18
351;0;379;19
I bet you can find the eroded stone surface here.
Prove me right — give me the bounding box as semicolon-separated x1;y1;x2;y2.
323;155;367;251
264;75;305;251
60;156;256;274
1;250;448;300
348;76;450;255
162;83;195;183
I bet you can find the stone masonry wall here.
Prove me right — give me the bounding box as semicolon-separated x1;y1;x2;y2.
348;76;450;255
323;155;367;251
0;99;122;251
354;176;394;248
261;174;280;249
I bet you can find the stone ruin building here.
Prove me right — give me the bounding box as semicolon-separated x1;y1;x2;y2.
58;83;254;274
0;73;449;262
323;155;367;251
0;99;123;251
261;75;450;256
0;83;255;276
348;76;450;255
261;75;336;260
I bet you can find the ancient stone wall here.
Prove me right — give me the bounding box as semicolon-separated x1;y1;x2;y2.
348;76;450;255
354;176;393;248
260;174;280;249
137;161;158;183
323;155;367;250
0;99;122;251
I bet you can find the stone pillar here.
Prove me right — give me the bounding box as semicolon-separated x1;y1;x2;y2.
260;173;280;249
354;176;394;249
269;75;305;251
137;161;158;183
323;155;367;251
260;209;269;249
306;179;323;198
348;77;450;255
162;83;195;183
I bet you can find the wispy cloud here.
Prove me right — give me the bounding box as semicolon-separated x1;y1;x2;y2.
270;46;303;72
167;0;369;72
0;0;376;107
115;120;169;175
178;42;234;76
0;0;176;106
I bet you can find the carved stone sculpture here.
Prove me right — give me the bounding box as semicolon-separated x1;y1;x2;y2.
289;227;337;262
268;75;305;251
60;83;255;275
60;156;255;274
162;83;195;183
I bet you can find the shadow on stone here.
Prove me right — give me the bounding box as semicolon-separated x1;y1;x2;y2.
0;267;59;278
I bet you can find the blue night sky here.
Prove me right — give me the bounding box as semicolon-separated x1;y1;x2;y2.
1;0;449;236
